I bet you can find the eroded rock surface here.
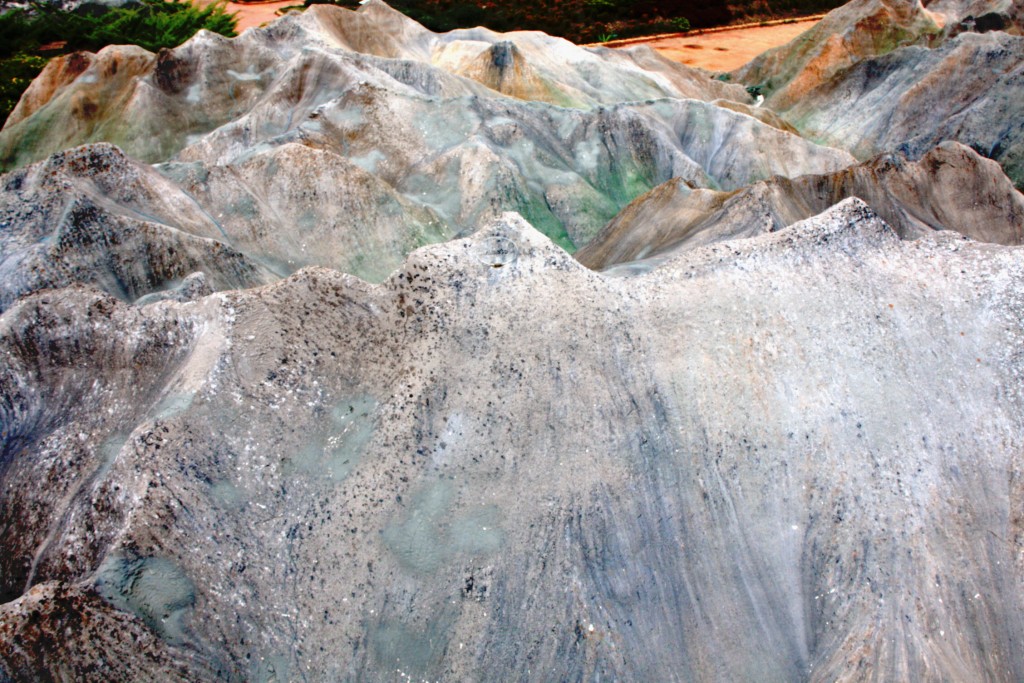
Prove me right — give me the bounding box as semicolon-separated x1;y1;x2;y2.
0;144;273;311
2;0;1024;681
578;141;1024;271
0;1;856;302
779;31;1024;186
734;0;947;110
0;0;749;171
735;0;1024;187
2;206;1024;681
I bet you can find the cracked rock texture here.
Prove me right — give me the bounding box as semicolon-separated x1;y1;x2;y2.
1;0;1024;681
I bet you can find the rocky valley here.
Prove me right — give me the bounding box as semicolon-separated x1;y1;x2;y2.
1;0;1024;681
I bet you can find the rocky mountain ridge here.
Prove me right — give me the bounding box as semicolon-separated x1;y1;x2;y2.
735;0;1024;187
2;0;1024;681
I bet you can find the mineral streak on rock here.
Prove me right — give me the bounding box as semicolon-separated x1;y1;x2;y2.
734;0;947;111
777;30;1024;188
0;144;274;311
1;0;1024;680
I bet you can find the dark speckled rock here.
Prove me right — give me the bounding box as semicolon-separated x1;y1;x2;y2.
1;1;1024;680
2;205;1023;681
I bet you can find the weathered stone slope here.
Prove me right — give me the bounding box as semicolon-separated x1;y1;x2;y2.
778;30;1024;187
2;205;1023;681
734;0;946;110
577;141;1024;271
0;0;748;171
2;1;1023;681
0;144;273;312
0;0;854;283
734;0;1024;187
0;91;854;304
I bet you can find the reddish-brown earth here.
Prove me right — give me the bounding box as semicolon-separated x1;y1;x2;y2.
605;17;824;71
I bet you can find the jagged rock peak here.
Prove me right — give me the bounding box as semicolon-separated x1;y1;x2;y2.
0;143;273;311
0;1;749;171
577;141;1024;272
387;211;589;289
732;0;1024;187
647;197;900;279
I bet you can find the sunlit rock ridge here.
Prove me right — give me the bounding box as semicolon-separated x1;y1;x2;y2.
1;0;1024;681
735;0;1024;187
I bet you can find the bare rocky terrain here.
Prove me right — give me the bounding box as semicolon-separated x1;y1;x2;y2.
736;0;1024;187
1;0;1024;681
577;141;1024;271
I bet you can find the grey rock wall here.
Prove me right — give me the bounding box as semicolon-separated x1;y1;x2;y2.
577;141;1024;271
733;0;1024;188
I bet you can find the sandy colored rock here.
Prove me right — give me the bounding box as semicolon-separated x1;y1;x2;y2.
577;141;1024;271
730;0;1024;187
779;30;1024;187
733;0;947;109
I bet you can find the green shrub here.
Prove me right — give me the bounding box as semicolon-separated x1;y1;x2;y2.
670;16;689;31
0;53;47;123
8;0;238;55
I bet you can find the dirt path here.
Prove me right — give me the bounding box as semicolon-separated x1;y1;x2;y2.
606;17;822;72
217;0;302;32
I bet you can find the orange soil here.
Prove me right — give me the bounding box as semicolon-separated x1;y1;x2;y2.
615;18;822;72
213;0;304;32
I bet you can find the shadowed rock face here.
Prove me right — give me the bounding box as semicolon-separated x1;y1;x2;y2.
577;141;1024;271
929;0;1024;35
2;205;1024;682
